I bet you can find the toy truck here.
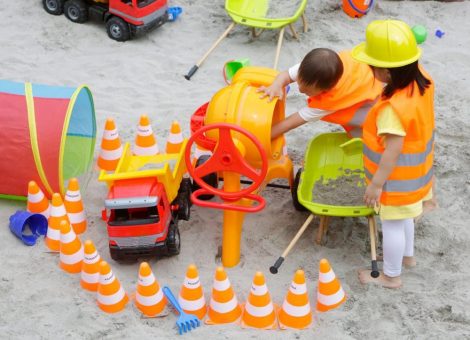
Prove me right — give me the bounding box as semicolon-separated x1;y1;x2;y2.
42;0;168;41
98;141;191;261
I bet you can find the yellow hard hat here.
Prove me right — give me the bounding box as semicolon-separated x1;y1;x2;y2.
352;20;421;68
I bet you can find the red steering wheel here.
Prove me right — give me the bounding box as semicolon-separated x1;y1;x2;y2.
185;123;268;203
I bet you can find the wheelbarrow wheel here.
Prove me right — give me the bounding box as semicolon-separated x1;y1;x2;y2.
292;168;307;211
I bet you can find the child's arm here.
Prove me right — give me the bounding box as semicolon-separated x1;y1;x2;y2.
364;134;404;208
258;70;293;102
271;112;306;139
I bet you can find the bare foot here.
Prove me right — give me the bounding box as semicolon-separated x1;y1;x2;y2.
358;269;402;289
375;255;416;268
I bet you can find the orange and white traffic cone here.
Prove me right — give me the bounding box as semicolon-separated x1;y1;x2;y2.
178;264;206;320
46;193;70;252
64;178;86;235
133;114;159;156
278;270;312;329
206;267;242;325
59;220;84;274
97;261;129;313
192;144;212;165
81;240;101;292
27;181;50;218
166;120;184;154
316;259;346;312
97;118;123;171
242;271;277;329
135;262;167;317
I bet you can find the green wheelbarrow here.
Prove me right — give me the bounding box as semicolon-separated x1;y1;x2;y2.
270;132;379;278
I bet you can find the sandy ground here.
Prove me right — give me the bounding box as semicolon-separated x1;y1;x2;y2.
1;0;470;339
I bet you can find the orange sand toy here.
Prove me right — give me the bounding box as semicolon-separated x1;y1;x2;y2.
135;262;167;317
46;193;70;252
97;118;123;171
27;181;50;218
80;240;101;291
64;178;86;234
178;264;207;320
206;267;242;325
278;270;312;329
166;120;184;154
59;220;84;274
133;115;159;156
242;271;277;329
97;261;129;313
316;259;346;312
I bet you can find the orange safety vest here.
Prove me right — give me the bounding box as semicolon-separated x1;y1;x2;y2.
362;67;435;206
307;51;383;137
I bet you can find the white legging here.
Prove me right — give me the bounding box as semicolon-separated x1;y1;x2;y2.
381;218;414;277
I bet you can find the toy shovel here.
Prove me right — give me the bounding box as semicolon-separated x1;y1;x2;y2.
162;286;201;335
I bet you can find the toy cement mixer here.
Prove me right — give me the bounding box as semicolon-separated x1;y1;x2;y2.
185;67;294;267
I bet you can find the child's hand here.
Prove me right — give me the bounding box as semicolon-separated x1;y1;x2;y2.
364;182;382;208
257;84;284;102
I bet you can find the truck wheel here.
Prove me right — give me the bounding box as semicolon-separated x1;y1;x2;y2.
192;155;218;200
177;189;191;221
292;168;307;211
166;221;180;256
106;17;131;42
179;178;193;207
64;0;88;23
43;0;65;15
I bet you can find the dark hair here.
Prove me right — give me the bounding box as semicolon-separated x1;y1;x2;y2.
382;61;431;99
298;48;343;90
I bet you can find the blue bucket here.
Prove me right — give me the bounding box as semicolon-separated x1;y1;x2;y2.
9;211;48;246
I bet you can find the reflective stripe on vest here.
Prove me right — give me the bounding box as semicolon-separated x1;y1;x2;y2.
98;286;126;305
213;278;231;291
178;295;205;310
365;167;433;193
136;289;164;306
60;245;84;264
210;295;238;313
81;271;99;283
281;300;311;317
317;287;345;306
244;301;274;317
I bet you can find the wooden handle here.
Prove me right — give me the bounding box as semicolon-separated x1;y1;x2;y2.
196;22;236;67
281;214;314;258
273;27;285;70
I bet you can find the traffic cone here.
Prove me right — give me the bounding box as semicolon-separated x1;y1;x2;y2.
242;271;277;329
64;178;86;234
81;240;101;292
178;264;206;320
206;267;242;325
192;143;212;165
317;259;346;312
97;118;123;171
97;261;129;313
135;262;167;317
278;270;312;329
46;193;70;252
133;114;159;156
26;181;50;218
166;120;184;154
59;220;84;274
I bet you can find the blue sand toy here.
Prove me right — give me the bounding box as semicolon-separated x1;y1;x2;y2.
168;7;183;22
9;211;48;246
163;286;201;334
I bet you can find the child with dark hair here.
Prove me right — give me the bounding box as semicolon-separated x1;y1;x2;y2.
352;19;436;288
258;48;383;139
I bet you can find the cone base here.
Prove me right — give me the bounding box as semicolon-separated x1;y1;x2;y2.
45;238;60;252
206;304;242;325
317;295;346;312
136;299;167;317
241;304;277;330
98;294;129;313
183;306;207;321
278;309;312;330
60;261;83;274
80;280;98;292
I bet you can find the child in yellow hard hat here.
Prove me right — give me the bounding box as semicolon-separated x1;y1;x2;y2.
258;48;383;139
352;19;436;288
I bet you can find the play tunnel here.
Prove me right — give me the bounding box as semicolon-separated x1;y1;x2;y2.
0;80;96;200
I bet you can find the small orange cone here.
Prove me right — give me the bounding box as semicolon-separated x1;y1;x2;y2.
178;264;206;320
59;220;84;274
317;259;346;312
97;118;123;171
97;261;129;313
27;181;50;218
133;114;159;156
242;271;277;329
278;270;312;329
206;267;242;325
46;193;70;252
166;120;184;154
64;178;86;234
192;144;212;165
81;240;101;291
135;262;167;317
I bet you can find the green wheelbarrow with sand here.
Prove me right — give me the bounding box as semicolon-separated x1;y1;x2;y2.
270;132;380;278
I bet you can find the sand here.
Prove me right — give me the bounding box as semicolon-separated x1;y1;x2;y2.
1;0;470;339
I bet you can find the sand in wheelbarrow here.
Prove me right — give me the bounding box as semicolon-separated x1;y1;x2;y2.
312;169;366;206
